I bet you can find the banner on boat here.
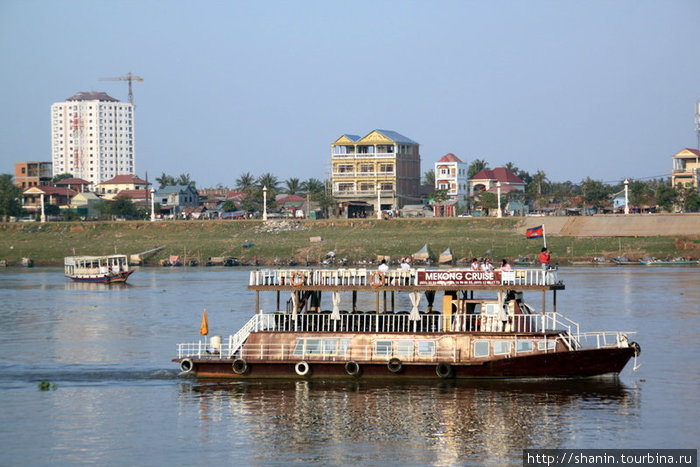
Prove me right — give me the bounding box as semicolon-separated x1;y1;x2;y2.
416;270;502;286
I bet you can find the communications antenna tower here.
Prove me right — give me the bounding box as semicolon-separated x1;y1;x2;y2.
99;72;144;105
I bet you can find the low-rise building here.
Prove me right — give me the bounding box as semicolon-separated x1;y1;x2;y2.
671;148;700;191
469;167;526;197
14;162;52;190
22;186;76;214
154;185;199;216
331;129;421;216
96;174;150;200
69;192;102;218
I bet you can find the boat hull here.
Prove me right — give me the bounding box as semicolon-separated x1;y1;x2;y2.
175;346;635;380
66;270;134;283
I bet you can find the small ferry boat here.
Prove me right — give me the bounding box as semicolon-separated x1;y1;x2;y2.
64;255;134;283
174;267;640;379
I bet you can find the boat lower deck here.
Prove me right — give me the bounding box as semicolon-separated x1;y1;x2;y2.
176;346;635;380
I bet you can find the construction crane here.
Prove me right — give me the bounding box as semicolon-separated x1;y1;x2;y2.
99;72;144;105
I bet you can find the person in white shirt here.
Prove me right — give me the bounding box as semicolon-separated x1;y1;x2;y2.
378;259;389;271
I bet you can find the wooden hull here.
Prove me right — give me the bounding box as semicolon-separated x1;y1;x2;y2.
175;347;635;380
67;270;134;283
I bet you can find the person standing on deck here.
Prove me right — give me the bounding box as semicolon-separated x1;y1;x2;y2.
539;247;551;270
378;259;389;271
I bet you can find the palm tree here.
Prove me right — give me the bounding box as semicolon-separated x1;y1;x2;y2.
156;172;175;189
284;178;301;195
302;178;325;195
467;159;490;179
256;173;279;191
235;172;255;191
176;173;196;189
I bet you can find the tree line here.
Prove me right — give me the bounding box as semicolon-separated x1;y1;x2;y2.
424;159;700;213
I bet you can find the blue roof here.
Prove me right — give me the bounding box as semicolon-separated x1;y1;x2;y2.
373;129;418;145
341;134;361;142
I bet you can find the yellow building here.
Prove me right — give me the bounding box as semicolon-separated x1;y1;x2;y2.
671;148;700;190
331;129;420;215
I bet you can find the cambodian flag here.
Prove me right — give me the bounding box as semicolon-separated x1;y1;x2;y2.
526;225;543;239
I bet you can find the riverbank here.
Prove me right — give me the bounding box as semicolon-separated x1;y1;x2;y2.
1;215;699;267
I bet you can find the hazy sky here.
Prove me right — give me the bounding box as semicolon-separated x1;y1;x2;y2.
1;0;699;188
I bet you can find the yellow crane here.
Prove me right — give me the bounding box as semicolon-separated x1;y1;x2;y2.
99;72;144;105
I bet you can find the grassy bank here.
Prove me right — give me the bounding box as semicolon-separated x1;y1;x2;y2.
2;217;697;267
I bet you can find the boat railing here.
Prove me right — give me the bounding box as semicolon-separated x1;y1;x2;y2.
236;344;457;363
576;331;636;350
228;311;566;335
250;267;559;288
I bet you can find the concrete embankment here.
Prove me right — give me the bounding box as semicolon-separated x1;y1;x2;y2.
519;213;700;237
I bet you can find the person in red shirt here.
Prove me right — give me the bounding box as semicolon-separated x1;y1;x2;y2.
538;247;551;270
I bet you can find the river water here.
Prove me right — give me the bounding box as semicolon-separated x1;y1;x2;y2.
0;266;697;466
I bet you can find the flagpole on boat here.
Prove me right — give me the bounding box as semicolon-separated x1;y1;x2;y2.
543;224;547;249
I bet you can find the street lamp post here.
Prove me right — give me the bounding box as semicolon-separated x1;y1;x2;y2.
40;193;46;223
376;184;382;219
150;188;156;221
262;186;268;221
624;179;629;215
496;182;502;218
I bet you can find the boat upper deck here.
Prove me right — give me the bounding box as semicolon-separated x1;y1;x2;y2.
249;267;563;292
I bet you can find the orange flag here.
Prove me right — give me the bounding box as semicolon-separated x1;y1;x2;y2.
199;309;209;335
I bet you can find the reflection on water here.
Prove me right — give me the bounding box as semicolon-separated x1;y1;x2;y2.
180;378;638;465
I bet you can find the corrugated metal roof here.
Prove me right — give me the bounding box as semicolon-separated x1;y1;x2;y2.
373;129;418;144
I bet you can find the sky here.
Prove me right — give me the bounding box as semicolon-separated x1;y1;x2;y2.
1;0;699;188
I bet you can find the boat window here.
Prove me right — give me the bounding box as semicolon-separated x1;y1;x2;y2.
494;341;511;355
474;341;489;357
516;341;534;353
538;340;556;351
322;339;337;355
339;339;350;356
482;304;499;316
375;340;392;356
417;341;435;356
305;339;322;354
293;340;304;356
396;340;413;356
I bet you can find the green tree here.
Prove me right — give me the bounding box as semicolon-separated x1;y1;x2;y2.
422;169;435;187
0;174;23;221
656;181;676;212
284;178;301;195
684;190;700;212
582;177;610;210
430;188;450;204
302;178;325;195
628;180;654;207
44;204;61;216
476;191;498;216
312;185;336;218
235;172;256;191
467;159;489;179
156;173;176;189
176;173;196;189
221;200;238;212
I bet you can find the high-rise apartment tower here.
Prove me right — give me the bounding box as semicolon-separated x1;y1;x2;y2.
51;92;135;185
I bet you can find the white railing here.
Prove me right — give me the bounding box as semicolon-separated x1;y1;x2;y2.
250;268;559;288
576;331;636;350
